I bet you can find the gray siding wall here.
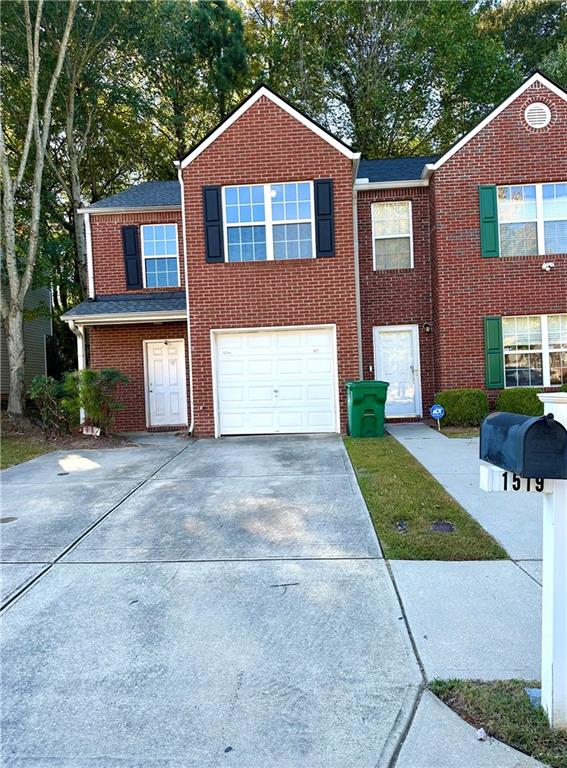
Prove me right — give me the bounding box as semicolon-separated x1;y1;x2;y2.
1;286;53;396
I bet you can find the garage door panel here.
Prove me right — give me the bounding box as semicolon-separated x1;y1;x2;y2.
215;328;337;435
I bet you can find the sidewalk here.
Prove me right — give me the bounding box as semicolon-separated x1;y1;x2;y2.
382;423;546;766
386;422;542;683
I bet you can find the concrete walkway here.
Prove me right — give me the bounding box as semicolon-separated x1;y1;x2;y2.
386;423;542;683
1;435;420;768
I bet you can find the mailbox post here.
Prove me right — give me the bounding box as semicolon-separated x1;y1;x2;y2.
479;392;567;729
538;392;567;730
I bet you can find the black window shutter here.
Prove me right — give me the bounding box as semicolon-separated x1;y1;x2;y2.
203;186;224;263
314;179;335;257
122;226;142;289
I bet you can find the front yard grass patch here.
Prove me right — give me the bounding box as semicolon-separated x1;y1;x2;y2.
439;425;480;439
1;436;52;469
344;436;507;560
430;679;567;768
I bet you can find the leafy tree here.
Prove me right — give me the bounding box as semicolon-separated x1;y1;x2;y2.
0;0;78;415
485;0;567;78
135;0;250;159
266;0;519;158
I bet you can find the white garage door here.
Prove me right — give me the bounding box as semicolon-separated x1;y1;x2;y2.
214;327;338;435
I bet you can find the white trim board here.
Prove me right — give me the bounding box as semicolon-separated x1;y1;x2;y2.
77;205;182;215
180;86;359;168
423;73;567;177
62;311;187;326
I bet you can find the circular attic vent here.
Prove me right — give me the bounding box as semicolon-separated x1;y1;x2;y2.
524;102;551;129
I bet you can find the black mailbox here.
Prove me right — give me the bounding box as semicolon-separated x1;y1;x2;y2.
480;412;567;479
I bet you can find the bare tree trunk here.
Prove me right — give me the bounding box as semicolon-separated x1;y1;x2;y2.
70;150;88;296
0;0;78;415
4;308;26;413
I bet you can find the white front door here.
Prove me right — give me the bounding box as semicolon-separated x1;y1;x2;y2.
214;327;339;436
145;340;188;427
373;325;422;418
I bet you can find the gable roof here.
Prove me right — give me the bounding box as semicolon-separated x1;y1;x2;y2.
179;85;359;169
423;71;567;177
81;181;181;213
357;155;439;184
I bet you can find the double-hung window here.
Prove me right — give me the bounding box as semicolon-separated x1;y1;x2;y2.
223;182;315;262
503;313;567;387
371;201;413;270
140;224;179;287
497;183;567;256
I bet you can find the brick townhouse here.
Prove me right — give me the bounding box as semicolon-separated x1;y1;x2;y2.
63;71;567;435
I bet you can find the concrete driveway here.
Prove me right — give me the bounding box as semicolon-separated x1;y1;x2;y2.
1;435;420;767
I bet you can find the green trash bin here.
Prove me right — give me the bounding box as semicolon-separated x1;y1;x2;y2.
346;380;389;437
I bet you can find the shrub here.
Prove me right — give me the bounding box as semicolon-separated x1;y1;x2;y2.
434;388;489;426
62;368;128;435
27;375;69;437
495;388;544;417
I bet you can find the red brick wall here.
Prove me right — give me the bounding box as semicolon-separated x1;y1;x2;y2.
430;82;567;399
90;209;184;296
88;322;189;431
357;186;435;414
182;95;358;435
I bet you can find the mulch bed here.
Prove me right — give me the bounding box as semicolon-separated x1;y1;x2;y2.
1;412;136;450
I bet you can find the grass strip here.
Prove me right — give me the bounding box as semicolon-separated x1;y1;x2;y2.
344;435;507;560
1;436;52;469
430;679;567;768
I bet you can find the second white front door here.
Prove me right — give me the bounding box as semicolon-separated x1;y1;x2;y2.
373;325;422;418
145;340;188;427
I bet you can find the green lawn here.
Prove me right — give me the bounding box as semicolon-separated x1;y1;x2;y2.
439;426;480;439
1;436;51;469
431;679;567;768
344;436;507;560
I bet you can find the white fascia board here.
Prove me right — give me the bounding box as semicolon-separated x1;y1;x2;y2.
355;179;429;191
429;73;567;173
61;311;187;326
77;205;182;215
84;212;95;299
180;86;357;168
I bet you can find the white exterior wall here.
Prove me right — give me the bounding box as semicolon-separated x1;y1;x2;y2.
0;286;53;396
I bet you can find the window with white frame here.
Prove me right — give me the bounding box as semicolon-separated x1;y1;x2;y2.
141;224;179;287
223;182;315;262
497;183;567;257
371;201;413;270
503;313;567;388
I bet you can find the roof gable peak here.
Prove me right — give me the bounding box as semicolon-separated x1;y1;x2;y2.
424;71;567;177
179;84;358;169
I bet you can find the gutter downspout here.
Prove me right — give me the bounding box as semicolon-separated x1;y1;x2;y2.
352;154;363;379
68;319;86;422
84;212;95;299
175;160;195;436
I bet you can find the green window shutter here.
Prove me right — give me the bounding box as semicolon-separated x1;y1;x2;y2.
484;316;504;389
479;185;500;257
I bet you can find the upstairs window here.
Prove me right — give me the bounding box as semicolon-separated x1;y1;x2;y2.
497;183;567;257
141;224;179;287
372;201;413;270
223;182;315;262
503;313;567;387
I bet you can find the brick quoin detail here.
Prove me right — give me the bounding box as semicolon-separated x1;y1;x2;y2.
91;209;184;295
182;95;358;436
88;322;188;431
430;83;567;402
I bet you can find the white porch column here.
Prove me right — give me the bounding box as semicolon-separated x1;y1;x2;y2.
538;391;567;729
69;320;86;423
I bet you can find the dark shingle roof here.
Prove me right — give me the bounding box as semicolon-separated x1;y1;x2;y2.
62;291;186;319
357;155;439;183
88;181;181;210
